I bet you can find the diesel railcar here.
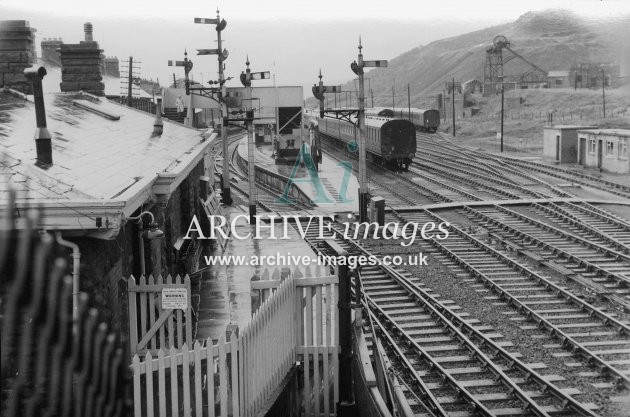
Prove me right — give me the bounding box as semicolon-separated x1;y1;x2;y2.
318;117;416;170
365;107;440;132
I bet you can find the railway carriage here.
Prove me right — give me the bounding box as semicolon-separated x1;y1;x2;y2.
365;107;440;133
318;116;416;170
395;108;440;133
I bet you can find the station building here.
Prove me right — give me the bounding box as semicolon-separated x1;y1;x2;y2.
162;85;304;136
542;125;595;163
1;81;215;350
576;129;630;174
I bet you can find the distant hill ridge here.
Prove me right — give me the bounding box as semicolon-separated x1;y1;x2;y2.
317;9;629;108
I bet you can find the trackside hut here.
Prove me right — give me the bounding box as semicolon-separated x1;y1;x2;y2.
542;125;595;163
0;87;216;346
577;129;630;174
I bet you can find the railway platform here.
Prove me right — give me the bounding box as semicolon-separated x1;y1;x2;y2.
195;136;367;343
194;202;317;342
236;138;359;214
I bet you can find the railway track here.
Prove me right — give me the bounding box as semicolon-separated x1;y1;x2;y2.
458;205;630;303
210;132;314;213
528;203;630;251
393;209;630;391
414;133;630;201
294;218;602;416
492;156;630;200
317;134;442;206
219;124;630;414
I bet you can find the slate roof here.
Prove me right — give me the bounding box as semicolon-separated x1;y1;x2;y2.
0;87;213;232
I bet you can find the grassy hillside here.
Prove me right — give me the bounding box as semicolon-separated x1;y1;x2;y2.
453;84;630;154
307;9;630;109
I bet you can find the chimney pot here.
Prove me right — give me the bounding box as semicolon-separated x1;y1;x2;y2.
24;66;52;167
84;22;93;42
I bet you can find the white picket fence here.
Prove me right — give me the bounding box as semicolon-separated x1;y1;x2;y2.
131;266;339;417
252;265;340;416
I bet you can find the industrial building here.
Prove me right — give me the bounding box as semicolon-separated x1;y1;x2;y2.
542;125;595;163
569;63;621;89
577;129;630;174
547;70;570;88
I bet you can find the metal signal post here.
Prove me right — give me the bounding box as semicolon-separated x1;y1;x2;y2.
240;58;270;222
351;39;387;223
194;10;232;205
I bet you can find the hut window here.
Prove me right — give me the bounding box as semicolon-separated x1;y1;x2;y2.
619;139;628;159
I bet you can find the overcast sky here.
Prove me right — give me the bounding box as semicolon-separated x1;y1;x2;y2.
2;0;629;90
3;0;628;20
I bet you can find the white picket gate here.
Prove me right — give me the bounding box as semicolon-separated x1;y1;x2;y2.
131;266;339;417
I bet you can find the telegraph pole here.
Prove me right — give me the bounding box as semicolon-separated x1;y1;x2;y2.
452;77;455;137
240;57;270;222
391;85;395;112
500;78;505;152
351;39;387;223
193;10;232;205
407;83;411;121
127;56;133;107
602;68;606;118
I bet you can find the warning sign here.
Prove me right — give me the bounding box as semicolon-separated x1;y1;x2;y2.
162;288;188;310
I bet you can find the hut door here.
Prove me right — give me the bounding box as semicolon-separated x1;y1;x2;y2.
556;135;560;161
579;138;586;165
598;139;603;168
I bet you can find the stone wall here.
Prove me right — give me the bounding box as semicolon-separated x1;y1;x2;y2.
71;221;135;338
55;158;208;360
0;20;36;93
